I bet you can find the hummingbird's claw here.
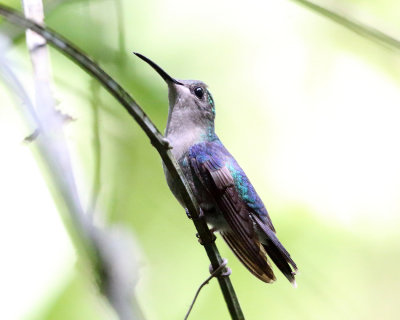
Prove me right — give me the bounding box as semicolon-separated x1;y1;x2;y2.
196;227;217;245
209;258;231;277
161;137;173;149
198;208;205;219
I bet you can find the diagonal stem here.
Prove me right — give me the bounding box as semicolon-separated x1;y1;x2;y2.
291;0;400;51
0;4;245;319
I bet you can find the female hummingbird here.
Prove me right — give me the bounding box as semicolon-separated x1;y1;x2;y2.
135;53;298;286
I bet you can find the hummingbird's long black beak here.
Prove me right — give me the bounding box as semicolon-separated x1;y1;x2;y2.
134;52;183;85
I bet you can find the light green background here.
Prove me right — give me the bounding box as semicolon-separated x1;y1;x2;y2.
1;0;400;319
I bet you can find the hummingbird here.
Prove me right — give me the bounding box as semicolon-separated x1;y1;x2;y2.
134;53;298;286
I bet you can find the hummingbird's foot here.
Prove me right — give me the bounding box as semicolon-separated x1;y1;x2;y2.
198;208;205;219
185;208;192;219
196;227;217;245
209;258;231;277
161;137;173;149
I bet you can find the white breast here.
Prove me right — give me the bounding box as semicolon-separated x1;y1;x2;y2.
167;126;204;160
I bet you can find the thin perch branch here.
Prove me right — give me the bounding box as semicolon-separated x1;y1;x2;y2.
0;4;244;319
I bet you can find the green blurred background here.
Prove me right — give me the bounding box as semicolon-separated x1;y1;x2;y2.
1;0;400;319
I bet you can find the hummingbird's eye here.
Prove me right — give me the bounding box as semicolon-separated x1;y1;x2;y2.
194;87;204;99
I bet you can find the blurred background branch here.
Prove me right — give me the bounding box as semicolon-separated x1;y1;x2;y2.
0;3;244;319
291;0;400;51
0;1;143;319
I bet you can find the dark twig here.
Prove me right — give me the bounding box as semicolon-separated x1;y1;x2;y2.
291;0;400;51
0;4;244;319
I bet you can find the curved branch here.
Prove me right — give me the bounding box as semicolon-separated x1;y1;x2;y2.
0;4;244;319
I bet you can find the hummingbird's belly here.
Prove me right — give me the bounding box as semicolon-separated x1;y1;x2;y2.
163;158;228;231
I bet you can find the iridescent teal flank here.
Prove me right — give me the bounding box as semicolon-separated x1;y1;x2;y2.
189;141;267;216
228;163;253;203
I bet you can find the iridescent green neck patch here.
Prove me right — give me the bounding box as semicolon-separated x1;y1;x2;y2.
207;90;215;115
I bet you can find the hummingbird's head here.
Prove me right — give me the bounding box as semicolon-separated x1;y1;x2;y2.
134;53;216;131
166;78;215;121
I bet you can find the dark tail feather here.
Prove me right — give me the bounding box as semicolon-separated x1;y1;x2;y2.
221;231;276;283
253;215;298;286
262;240;297;286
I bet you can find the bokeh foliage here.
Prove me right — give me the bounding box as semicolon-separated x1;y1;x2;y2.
1;0;400;319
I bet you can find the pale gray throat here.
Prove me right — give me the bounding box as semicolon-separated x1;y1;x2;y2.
165;110;206;160
165;84;215;159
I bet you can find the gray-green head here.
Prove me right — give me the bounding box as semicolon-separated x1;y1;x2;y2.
134;53;216;136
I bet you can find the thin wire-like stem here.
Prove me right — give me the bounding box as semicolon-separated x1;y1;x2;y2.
291;0;400;51
184;258;230;320
0;4;245;319
87;0;102;220
87;80;102;218
115;0;126;58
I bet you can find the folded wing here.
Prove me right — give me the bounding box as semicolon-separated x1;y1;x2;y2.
188;145;274;282
188;142;297;284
